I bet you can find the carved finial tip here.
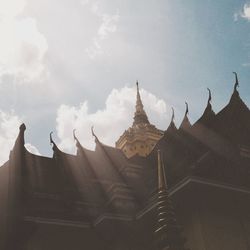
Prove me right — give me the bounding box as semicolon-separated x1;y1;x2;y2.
73;129;77;140
19;123;26;131
49;131;54;145
233;72;239;91
207;88;212;103
185;102;189;115
171;107;175;122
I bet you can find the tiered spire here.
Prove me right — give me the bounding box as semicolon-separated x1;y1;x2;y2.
155;150;187;250
133;81;150;126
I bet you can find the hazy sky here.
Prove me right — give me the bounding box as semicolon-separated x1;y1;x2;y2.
0;0;249;163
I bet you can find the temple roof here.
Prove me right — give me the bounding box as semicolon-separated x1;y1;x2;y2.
211;88;250;146
4;73;250;224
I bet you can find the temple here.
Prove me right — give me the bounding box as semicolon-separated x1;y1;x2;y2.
0;73;250;250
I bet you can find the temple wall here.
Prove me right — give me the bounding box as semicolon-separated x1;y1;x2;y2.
0;164;9;249
24;223;104;250
181;187;250;250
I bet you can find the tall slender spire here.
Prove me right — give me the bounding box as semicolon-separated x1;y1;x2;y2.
133;81;150;126
155;150;187;250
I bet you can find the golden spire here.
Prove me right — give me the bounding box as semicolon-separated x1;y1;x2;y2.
133;81;150;126
155;150;187;250
157;150;167;190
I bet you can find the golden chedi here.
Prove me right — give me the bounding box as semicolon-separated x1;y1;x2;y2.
116;82;163;158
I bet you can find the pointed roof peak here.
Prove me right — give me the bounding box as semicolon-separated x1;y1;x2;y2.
180;102;191;130
165;108;177;134
229;72;241;101
196;88;215;125
133;81;150;126
226;72;249;112
205;88;214;113
14;123;26;148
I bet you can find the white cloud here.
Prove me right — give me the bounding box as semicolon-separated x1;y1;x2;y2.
56;86;168;153
0;0;48;84
25;143;41;155
242;3;250;20
98;12;119;40
236;3;250;21
0;0;26;19
0;110;21;165
85;2;119;59
80;0;89;6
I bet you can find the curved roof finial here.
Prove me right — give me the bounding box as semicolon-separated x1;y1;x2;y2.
136;80;139;97
91;126;99;143
73;129;77;141
207;88;212;104
73;129;82;150
16;123;26;146
19;123;26;132
185;102;189;116
171;107;175;122
49;131;54;146
50;131;59;153
233;72;239;92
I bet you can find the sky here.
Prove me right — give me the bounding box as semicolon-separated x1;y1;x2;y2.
0;0;249;164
